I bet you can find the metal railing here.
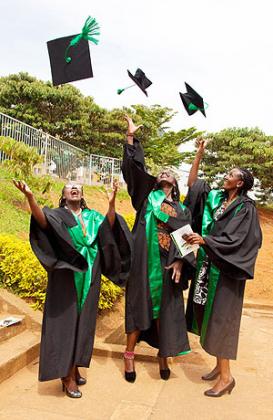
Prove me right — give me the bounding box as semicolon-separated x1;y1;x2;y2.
0;112;123;185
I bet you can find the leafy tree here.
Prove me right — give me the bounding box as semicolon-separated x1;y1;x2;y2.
182;127;273;201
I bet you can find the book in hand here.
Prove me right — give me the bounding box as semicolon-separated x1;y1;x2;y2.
0;317;23;328
170;224;199;257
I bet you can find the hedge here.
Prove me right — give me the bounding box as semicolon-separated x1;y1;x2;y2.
0;214;135;311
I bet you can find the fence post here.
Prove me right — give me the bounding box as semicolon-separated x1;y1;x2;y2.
89;155;92;185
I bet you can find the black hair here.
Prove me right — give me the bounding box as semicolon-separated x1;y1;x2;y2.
154;178;180;201
59;186;89;209
236;168;254;195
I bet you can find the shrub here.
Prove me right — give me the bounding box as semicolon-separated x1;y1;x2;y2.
0;234;124;311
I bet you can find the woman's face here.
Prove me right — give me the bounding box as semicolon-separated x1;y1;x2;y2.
62;184;83;203
156;170;176;187
223;168;244;191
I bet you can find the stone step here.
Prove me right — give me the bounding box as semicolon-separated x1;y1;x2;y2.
0;314;27;343
0;329;40;384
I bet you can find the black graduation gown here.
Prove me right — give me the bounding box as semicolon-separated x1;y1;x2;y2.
30;207;132;381
185;180;262;359
122;139;195;357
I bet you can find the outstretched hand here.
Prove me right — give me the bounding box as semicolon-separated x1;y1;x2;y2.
106;179;119;207
124;114;143;135
165;260;183;283
13;180;33;198
196;137;210;155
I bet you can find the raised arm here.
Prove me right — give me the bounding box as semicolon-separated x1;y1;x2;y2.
13;180;48;229
187;139;207;187
106;180;118;228
122;115;156;210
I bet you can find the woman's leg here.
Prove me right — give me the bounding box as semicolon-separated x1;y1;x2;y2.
204;358;235;397
124;330;140;373
62;365;80;393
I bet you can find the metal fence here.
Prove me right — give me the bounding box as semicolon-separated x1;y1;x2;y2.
0;112;123;185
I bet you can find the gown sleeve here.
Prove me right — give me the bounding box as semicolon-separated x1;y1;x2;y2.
29;207;88;273
98;214;133;287
122;138;156;211
183;179;211;234
203;203;262;280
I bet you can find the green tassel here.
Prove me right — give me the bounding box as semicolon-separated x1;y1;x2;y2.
65;15;100;63
188;102;209;112
117;88;125;95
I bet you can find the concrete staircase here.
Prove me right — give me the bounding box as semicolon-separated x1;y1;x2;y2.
0;288;42;384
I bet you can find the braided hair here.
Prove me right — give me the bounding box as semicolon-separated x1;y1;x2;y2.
236;168;254;195
59;186;89;209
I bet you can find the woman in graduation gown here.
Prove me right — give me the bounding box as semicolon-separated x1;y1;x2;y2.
184;140;262;397
121;115;195;382
13;180;132;398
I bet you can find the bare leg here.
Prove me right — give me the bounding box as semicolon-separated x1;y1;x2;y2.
62;365;79;392
124;330;140;372
204;358;235;396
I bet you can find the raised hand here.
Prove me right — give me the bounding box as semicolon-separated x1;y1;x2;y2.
13;180;33;198
196;137;210;155
106;179;119;207
124;114;143;135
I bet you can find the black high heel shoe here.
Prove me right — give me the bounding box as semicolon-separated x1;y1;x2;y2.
201;369;220;381
160;368;171;380
124;351;136;383
204;378;236;398
75;367;87;386
61;380;82;398
158;355;171;381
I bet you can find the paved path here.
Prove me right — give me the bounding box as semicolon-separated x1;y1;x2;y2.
0;308;272;420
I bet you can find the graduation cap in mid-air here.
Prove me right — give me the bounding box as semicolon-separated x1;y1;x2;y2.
47;16;100;86
179;82;207;117
117;68;152;96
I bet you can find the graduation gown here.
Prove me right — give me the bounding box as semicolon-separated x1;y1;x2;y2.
185;180;262;359
122;138;195;357
30;207;132;381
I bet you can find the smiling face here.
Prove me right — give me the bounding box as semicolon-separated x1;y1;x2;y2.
223;168;244;192
62;183;83;205
156;170;176;187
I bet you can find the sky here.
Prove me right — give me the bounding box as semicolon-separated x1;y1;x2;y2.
1;0;273;137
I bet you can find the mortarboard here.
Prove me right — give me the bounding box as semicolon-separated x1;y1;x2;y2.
47;16;100;86
179;82;207;117
117;68;152;96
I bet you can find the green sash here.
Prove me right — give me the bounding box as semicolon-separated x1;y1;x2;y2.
145;190;186;319
67;209;104;312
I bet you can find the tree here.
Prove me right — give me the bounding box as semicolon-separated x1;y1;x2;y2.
182;127;273;202
0;73;200;169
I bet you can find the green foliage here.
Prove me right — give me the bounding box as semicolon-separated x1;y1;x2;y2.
0;73;200;170
181;127;273;202
123;213;135;231
0;234;47;309
0;136;42;179
0;234;124;311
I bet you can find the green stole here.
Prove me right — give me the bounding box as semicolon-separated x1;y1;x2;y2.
67;209;104;312
193;190;244;344
145;190;186;319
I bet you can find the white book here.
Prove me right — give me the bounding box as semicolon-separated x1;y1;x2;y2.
170;224;199;257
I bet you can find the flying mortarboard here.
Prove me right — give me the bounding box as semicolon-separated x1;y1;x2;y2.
179;82;207;117
117;68;152;96
47;16;100;86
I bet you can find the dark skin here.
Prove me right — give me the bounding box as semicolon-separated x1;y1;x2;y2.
13;179;119;392
185;140;246;394
124;115;183;374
